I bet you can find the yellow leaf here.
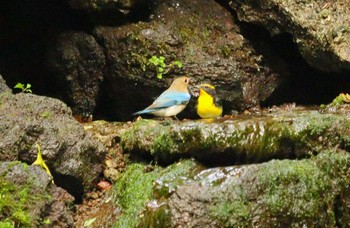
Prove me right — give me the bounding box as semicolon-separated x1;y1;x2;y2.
33;143;54;183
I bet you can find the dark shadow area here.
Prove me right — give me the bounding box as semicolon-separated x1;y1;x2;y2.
0;0;154;98
0;0;92;95
52;172;84;204
262;33;350;106
240;24;350;107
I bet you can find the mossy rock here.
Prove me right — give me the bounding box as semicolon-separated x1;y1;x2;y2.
112;150;350;227
121;108;350;165
110;159;202;227
0;161;74;227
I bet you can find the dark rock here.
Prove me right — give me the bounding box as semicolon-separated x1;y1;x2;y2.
0;92;106;193
46;32;105;118
121;106;350;165
0;74;10;93
0;161;74;227
94;0;285;120
67;0;147;13
228;0;350;72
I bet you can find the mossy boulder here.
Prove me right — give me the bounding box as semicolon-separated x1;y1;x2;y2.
0;92;106;194
110;159;202;227
121;107;350;165
110;150;350;227
0;161;74;227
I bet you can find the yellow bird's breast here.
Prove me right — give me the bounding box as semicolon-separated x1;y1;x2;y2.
197;92;222;119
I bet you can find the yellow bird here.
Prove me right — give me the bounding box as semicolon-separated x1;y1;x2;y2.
196;83;223;119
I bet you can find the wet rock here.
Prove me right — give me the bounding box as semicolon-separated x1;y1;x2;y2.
121;106;350;165
46;32;105;118
94;0;285;120
111;160;202;227
0;92;106;193
141;150;350;227
228;0;350;72
0;161;74;227
111;150;350;227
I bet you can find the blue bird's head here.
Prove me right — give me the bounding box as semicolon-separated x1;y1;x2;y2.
168;76;191;93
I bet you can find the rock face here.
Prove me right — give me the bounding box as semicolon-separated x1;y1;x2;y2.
143;151;350;227
109;151;350;227
228;0;350;72
94;0;285;120
77;104;350;227
121;106;350;165
0;90;106;193
0;162;75;227
46;32;105;118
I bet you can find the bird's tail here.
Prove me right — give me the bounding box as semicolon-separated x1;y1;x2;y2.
133;109;155;115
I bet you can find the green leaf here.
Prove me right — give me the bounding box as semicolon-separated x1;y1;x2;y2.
84;218;96;227
157;73;163;79
42;218;51;225
14;83;24;90
172;60;183;68
149;56;159;65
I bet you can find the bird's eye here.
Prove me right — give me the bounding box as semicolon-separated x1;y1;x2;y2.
184;78;189;83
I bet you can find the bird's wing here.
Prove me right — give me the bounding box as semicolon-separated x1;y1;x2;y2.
148;91;190;110
133;91;190;115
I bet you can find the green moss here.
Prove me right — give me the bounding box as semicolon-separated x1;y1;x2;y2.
0;162;53;227
0;221;14;228
152;134;174;156
122;111;350;166
0;178;32;227
40;111;52;119
112;163;161;227
112;160;201;227
260;160;331;217
253;150;350;226
220;44;233;57
209;200;251;227
205;150;350;227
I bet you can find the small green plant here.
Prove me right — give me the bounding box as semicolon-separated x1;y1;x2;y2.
320;93;350;108
14;83;32;93
0;179;32;226
42;218;51;225
148;56;183;79
84;218;96;227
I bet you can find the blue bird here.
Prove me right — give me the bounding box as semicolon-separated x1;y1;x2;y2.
133;76;191;117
